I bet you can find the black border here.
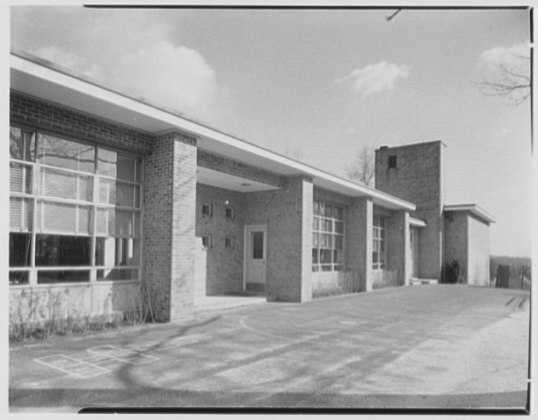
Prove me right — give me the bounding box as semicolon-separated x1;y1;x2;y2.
19;3;534;416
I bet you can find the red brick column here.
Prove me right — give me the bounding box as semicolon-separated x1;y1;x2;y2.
346;197;373;292
388;210;411;286
143;131;197;322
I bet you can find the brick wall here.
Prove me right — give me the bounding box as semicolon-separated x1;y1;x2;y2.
196;183;246;295
346;197;373;291
467;214;491;286
10;92;154;155
387;210;410;286
375;141;445;279
244;176;313;302
143;131;197;322
444;211;468;281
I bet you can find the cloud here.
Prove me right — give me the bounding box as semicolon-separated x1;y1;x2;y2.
336;61;411;99
108;41;218;117
31;46;103;79
30;41;220;120
479;43;530;69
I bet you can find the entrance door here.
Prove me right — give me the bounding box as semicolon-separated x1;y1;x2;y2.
244;225;267;292
410;228;419;278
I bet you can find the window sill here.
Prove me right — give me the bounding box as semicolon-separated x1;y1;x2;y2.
10;279;141;289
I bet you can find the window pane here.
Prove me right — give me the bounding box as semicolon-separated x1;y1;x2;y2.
313;216;319;230
319;202;326;216
97;149;140;182
38;134;95;173
252;231;264;259
99;179;139;207
321;234;332;248
321;265;332;272
35;234;91;266
10;127;35;161
96;237;140;266
334;235;343;250
10;271;29;285
320;249;332;264
10;163;33;193
96;208;108;235
38;270;90;284
312;248;319;263
10;197;33;232
313;201;320;215
41;167;93;201
334;207;344;220
312;232;319;247
334;249;344;263
112;210;139;237
37;201;91;234
10;233;32;267
97;268;138;281
321;219;332;232
96;237;113;266
335;221;344;234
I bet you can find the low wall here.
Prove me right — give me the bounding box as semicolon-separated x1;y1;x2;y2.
10;281;141;326
312;271;362;296
372;270;398;289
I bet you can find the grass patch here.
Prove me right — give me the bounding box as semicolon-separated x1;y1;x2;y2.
9;309;153;345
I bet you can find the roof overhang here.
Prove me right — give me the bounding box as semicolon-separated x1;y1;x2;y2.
444;204;495;224
410;217;427;228
10;51;415;212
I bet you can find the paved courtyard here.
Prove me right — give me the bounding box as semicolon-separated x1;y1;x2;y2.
9;285;530;412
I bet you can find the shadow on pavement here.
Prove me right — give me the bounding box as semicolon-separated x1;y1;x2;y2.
113;315;222;388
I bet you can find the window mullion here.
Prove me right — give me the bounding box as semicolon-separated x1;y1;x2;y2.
90;173;98;283
29;162;39;286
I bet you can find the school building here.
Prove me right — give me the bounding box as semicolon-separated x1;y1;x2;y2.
8;51;495;326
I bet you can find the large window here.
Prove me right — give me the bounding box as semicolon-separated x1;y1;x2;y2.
9;126;143;285
373;215;386;270
312;201;344;272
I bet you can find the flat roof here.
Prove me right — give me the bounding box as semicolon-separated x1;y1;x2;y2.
444;204;495;224
409;217;427;228
377;139;448;151
10;51;416;212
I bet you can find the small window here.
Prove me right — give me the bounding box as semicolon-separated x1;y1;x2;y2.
225;236;235;249
225;207;235;220
388;155;397;169
201;203;213;217
201;235;211;248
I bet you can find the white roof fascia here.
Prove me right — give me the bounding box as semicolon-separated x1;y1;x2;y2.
409;217;427;227
11;53;415;211
444;204;495;224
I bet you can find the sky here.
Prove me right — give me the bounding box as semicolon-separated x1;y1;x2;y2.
8;5;533;257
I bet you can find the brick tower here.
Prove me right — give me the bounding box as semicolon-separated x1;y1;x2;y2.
375;140;446;280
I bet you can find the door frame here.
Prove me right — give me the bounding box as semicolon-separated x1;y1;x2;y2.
243;224;267;290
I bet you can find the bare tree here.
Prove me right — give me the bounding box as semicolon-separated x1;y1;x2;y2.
345;146;375;187
477;49;530;106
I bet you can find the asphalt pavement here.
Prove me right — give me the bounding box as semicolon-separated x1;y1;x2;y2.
9;285;530;412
